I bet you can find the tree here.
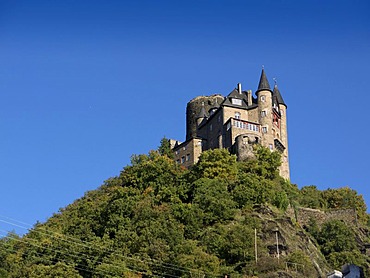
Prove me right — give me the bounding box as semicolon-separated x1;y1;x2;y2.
322;187;368;224
326;251;367;271
193;178;237;225
27;262;82;278
285;250;316;276
239;145;281;180
158;136;174;159
299;185;325;209
315;220;356;256
191;149;238;181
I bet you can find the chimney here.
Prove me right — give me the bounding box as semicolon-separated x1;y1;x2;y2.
238;83;242;94
247;90;252;106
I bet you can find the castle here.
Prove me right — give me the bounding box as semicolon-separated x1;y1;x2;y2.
170;69;290;179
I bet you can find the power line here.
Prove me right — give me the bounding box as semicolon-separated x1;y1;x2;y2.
0;215;223;277
0;233;137;277
0;232;182;278
0;228;182;278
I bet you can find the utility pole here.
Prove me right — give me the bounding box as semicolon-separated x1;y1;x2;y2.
272;228;279;262
254;228;258;264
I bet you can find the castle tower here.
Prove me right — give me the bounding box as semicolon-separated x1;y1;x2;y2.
273;84;290;179
256;69;274;148
186;95;224;140
173;69;290;180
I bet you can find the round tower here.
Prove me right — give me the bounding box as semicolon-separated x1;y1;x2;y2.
274;84;289;179
186;95;224;140
256;69;274;148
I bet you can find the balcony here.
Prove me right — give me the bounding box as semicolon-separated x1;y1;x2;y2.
274;139;286;152
229;118;261;133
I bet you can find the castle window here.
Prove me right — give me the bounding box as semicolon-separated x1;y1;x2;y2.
181;156;185;163
261;110;267;117
186;154;190;161
235;112;241;119
260;95;266;102
175;150;179;155
262;127;267;133
183;146;187;151
232;98;242;105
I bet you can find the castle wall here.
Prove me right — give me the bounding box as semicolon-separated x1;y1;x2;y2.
222;106;249;123
173;138;203;168
198;108;224;150
248;108;259;123
289;207;358;228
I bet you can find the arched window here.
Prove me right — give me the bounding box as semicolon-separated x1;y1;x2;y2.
235;112;241;119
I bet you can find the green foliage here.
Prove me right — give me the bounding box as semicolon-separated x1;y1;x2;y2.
285;250;316;276
193;178;237;224
322;187;368;224
191;149;238;181
272;190;289;210
299;185;325;209
315;220;356;256
201;223;255;265
0;147;368;277
326;250;367;270
242;145;281;180
158;136;174;159
27;262;82;278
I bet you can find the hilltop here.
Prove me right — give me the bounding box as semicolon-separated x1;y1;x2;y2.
0;146;369;277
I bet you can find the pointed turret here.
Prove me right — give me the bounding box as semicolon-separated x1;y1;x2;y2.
257;68;271;93
273;84;287;107
196;102;208;127
197;102;208;119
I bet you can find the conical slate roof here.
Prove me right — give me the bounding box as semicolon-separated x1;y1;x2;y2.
196;102;208;119
257;68;271;92
273;84;286;107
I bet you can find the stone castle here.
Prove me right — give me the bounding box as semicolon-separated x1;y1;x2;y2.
170;69;290;179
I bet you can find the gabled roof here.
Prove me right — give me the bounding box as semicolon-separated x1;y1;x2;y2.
273;84;287;107
222;88;251;109
256;68;272;93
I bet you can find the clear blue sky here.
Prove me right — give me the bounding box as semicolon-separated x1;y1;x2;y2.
1;0;369;233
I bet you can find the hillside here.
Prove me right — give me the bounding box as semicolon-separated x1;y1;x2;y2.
0;146;369;278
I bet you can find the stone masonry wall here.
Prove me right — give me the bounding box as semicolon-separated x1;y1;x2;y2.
186;95;224;140
287;207;357;228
